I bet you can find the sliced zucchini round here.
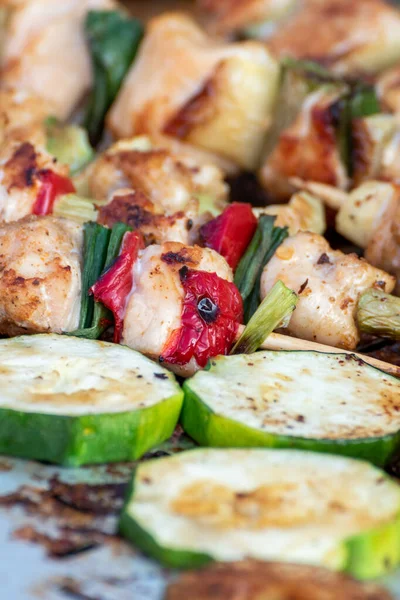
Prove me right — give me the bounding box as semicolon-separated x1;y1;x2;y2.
119;448;400;579
181;351;400;467
166;561;392;600
0;334;183;466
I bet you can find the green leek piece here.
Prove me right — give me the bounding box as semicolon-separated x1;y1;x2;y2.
53;194;98;224
231;281;297;354
84;10;144;145
70;222;132;339
234;216;289;322
357;289;400;341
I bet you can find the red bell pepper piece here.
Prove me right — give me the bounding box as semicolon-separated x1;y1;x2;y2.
200;203;257;270
90;231;144;343
161;267;243;368
32;170;76;216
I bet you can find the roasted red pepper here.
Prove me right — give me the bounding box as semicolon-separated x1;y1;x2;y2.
200;203;257;270
161;267;243;368
90;231;144;343
33;170;76;216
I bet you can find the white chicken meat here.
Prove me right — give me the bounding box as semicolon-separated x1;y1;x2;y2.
260;232;395;350
1;0;116;120
107;12;279;171
0;215;83;336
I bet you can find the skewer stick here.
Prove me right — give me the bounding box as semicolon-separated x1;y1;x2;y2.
236;327;400;378
289;178;348;211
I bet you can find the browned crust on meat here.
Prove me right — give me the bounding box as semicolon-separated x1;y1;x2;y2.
97;191;190;246
160;241;204;269
0;216;81;335
161;248;197;266
3;142;38;190
164;73;218;140
97;191;155;229
351;118;375;186
166;561;391;600
261;97;343;197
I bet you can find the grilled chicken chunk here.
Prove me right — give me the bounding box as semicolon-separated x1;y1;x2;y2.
260;232;395;350
107;13;279;171
267;0;400;76
0;0;115;119
335;181;397;250
88;138;228;213
259;88;348;201
0;138;71;223
97;188;198;245
351;115;399;187
122;242;234;376
0;216;83;336
254;191;326;236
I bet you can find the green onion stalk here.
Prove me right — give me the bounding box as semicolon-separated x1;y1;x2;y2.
69;222;132;339
234;215;289;322
84;10;144;146
357;289;400;341
232;280;297;355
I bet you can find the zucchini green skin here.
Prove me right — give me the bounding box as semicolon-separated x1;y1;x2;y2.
0;392;183;467
119;468;213;569
181;385;400;468
119;453;400;579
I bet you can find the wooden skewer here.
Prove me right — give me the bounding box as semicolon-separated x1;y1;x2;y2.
289;178;348;211
236;327;400;378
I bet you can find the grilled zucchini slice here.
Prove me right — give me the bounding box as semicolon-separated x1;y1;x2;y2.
182;351;400;467
119;448;400;578
0;334;183;466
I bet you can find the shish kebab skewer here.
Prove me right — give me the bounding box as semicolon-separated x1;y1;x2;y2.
244;329;400;378
0;211;398;378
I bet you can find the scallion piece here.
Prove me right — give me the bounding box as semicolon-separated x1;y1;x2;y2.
53;194;98;224
70;222;132;339
84;10;144;146
231;281;297;355
357;289;400;341
234;216;288;322
77;223;111;330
